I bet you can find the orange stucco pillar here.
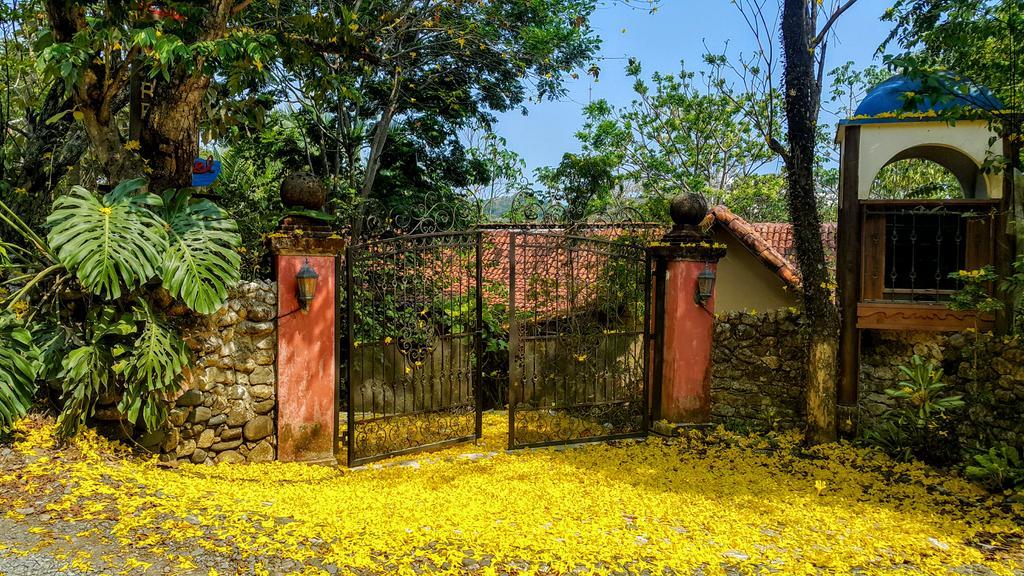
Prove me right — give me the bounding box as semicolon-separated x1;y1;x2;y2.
650;194;726;425
270;229;345;464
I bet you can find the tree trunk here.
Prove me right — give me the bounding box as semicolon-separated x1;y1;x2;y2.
351;99;398;239
80;108;137;184
140;74;211;191
781;0;839;444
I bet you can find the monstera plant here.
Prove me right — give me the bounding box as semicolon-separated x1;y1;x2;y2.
0;178;240;437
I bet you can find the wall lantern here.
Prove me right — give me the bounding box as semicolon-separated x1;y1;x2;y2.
296;259;319;312
695;263;716;306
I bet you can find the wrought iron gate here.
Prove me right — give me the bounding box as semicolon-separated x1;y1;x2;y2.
341;232;483;465
508;232;650;449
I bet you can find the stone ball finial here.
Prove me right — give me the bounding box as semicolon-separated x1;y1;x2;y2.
669;193;709;228
280;172;327;210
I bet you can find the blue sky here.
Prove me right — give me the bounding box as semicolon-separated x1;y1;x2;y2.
492;0;897;176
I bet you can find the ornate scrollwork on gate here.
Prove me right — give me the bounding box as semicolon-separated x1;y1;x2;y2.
342;231;483;465
508;231;650;448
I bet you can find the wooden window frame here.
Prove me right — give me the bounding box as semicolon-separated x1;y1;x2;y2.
856;199;997;332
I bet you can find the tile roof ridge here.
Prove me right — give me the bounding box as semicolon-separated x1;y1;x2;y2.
710;205;803;290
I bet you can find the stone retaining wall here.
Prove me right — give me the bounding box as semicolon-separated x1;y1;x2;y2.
859;329;1024;451
711;309;808;430
157;281;278;464
708;308;1024;452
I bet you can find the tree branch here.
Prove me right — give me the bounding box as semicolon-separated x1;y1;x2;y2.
811;0;859;49
232;0;254;16
768;136;789;164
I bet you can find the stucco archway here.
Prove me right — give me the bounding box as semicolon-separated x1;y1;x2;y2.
870;144;983;199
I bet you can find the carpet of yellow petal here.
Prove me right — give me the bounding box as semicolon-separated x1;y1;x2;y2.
1;412;1023;576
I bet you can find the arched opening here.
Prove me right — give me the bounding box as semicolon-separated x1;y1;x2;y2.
868;145;985;200
869;158;964;199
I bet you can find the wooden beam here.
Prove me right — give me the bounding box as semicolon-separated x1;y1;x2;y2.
860;213;885;301
837;126;860;407
996;136;1019;333
857;303;994;332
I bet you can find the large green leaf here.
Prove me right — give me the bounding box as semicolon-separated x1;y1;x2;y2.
159;189;242;315
118;304;189;431
55;306;134;438
46;178;167;300
56;345;114;438
0;314;39;433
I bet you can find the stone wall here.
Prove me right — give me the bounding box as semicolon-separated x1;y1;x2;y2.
158;281;278;465
710;309;808;430
859;329;1024;451
708;309;1024;451
857;330;946;423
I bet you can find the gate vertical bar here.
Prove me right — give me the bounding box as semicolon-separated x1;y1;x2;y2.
474;230;484;438
345;244;356;467
334;253;342;459
650;256;667;421
507;232;518;449
642;252;653;432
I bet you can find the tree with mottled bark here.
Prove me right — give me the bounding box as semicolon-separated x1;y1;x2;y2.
727;0;860;444
779;0;861;445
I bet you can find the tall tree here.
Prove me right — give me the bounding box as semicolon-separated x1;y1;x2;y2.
778;0;860;444
261;0;610;236
724;0;859;443
29;1;275;191
536;152;618;223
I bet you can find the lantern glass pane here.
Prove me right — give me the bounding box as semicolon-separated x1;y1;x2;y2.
297;276;318;305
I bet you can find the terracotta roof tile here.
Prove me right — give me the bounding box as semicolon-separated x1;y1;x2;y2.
710;205;838;291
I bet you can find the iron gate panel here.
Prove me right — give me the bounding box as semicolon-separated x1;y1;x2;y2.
342;231;483;466
508;232;650;449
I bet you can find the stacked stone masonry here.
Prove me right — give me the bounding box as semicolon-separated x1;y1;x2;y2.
710;309;1024;453
859;329;1024;451
710;309;808;430
159;281;278;465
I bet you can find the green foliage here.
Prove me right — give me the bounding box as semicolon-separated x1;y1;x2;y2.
46;179;167;300
1001;254;1024;333
882;0;1023;114
572;59;776;221
945;256;1024;333
257;0;605;232
863;355;965;465
948;266;1004;315
117;303;189;432
33;3;276;113
159;189;242;314
594;233;648;322
55;306;135;438
536;152;618;223
870;159;965;200
211;119;294;280
828;62;892;119
965;443;1024;490
887;355;965;418
0;314;39;434
724;175;789;223
0;179;240;439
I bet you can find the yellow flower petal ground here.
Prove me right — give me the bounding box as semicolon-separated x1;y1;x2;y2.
1;413;1022;575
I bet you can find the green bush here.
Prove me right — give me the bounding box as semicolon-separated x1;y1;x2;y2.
965;443;1024;491
862;355;964;466
0;178;240;438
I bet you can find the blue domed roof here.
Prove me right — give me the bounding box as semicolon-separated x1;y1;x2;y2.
843;73;1003;125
